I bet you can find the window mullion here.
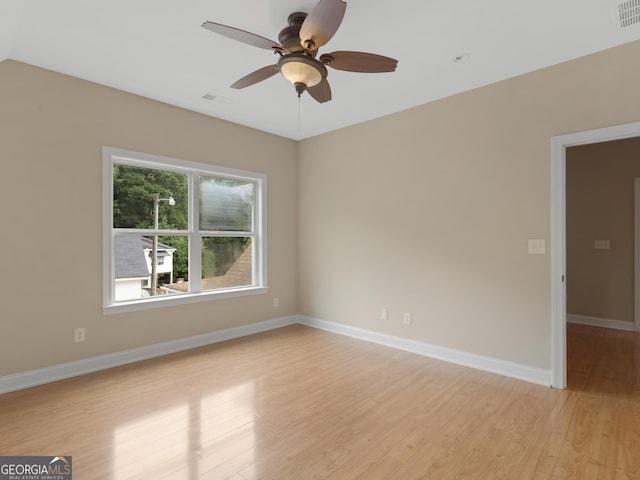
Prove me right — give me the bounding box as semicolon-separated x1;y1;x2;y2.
189;172;202;293
199;231;255;237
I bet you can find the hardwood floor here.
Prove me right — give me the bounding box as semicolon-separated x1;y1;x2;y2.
0;323;639;479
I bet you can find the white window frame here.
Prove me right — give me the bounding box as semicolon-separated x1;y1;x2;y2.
102;146;268;315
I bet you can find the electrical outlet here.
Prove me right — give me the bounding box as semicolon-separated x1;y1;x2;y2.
381;308;388;320
74;328;86;343
273;297;279;308
403;312;412;325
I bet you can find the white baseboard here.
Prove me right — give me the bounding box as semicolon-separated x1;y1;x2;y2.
0;314;553;395
0;316;298;395
567;314;635;332
298;316;552;387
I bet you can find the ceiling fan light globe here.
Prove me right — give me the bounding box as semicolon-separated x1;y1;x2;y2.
278;54;327;89
281;62;322;87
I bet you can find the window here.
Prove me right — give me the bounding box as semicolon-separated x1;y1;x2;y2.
103;147;267;314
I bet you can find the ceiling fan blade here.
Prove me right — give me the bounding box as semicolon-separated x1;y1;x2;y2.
307;79;332;103
320;51;398;73
230;65;279;89
299;0;347;50
202;21;282;51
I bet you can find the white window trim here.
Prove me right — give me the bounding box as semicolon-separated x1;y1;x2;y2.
102;146;268;315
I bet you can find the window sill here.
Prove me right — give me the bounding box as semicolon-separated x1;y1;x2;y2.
103;286;269;316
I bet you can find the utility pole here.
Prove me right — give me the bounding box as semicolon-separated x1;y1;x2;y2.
150;193;175;296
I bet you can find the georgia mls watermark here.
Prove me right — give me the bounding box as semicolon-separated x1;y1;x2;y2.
0;457;72;480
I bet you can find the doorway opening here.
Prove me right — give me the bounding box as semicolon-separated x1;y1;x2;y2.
551;120;640;389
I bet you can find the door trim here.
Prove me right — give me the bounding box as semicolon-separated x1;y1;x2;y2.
634;178;640;332
551;120;640;389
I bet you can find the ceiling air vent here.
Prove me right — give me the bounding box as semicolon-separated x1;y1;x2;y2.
200;92;230;104
618;0;640;28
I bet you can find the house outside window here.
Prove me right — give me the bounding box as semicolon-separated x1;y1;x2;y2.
142;238;174;278
103;147;267;314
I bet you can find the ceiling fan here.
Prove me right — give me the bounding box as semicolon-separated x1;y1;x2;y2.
202;0;398;103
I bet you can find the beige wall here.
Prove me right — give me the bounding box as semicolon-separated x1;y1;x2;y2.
4;39;640;379
0;60;298;376
566;137;640;324
298;40;640;370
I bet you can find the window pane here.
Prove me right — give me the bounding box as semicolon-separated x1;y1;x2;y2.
200;177;253;231
113;164;188;230
114;234;188;301
202;237;253;291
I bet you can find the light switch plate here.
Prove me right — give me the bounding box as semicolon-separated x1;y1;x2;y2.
528;239;546;254
594;240;610;250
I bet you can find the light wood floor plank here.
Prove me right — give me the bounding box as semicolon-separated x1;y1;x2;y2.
1;323;639;479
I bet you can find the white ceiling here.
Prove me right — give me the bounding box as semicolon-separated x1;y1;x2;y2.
2;0;639;140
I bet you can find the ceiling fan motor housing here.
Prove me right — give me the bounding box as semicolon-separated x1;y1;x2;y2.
278;12;317;55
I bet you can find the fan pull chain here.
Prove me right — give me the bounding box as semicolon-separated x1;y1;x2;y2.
298;96;302;133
